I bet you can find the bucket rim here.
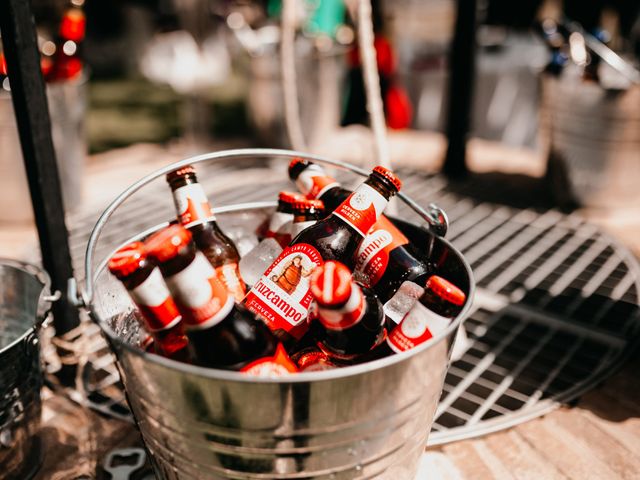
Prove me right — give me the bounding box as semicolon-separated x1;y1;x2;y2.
88;202;475;384
0;258;51;355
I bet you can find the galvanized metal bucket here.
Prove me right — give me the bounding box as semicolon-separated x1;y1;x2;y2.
84;149;474;479
540;72;640;208
0;259;52;480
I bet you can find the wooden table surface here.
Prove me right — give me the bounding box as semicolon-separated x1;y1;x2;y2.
2;132;639;479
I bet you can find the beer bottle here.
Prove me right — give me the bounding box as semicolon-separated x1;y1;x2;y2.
108;242;189;360
267;191;306;248
145;225;297;375
244;166;401;343
288;199;324;239
291;346;338;372
376;275;466;357
166;165;246;302
310;261;386;362
288;158;431;302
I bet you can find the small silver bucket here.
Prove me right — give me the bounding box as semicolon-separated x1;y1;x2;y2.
0;260;52;480
84;149;474;479
540;72;640;208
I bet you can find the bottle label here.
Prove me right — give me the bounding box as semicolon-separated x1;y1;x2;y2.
240;344;298;377
332;184;387;237
165;252;231;329
244;243;323;339
316;286;366;331
129;268;181;332
215;262;246;303
172;184;214;226
386;303;450;353
355;216;410;286
296;165;340;199
266;211;292;238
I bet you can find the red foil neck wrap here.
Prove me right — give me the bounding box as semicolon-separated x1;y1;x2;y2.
426;275;466;306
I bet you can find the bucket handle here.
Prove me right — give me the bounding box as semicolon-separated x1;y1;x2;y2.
83;148;449;304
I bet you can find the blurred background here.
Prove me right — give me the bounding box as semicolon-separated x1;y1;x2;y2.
0;0;639;241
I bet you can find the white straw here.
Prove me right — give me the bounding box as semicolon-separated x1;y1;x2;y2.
357;0;391;171
280;0;307;152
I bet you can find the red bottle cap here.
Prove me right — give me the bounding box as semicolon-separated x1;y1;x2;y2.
166;165;196;183
288;157;308;171
372;166;402;192
145;225;192;263
278;191;306;204
292;198;324;213
425;275;466;306
108;242;147;278
310;261;353;307
59;9;86;42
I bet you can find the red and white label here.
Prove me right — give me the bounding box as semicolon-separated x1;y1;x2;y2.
240;344;298;377
355;216;410;286
164;252;232;329
129;268;181;332
317;285;365;331
215;262;246;303
296;165;340;199
332;184;387;237
244;243;323;339
386;303;450;353
172;184;214;226
265;211;292;239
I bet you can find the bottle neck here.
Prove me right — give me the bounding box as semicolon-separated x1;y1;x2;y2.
316;284;366;331
295;164;341;199
170;179;215;228
128;267;182;332
163;251;233;329
331;180;390;237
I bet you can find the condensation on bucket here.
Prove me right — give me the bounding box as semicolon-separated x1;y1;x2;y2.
91;205;472;480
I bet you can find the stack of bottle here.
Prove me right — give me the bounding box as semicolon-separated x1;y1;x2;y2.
109;161;466;377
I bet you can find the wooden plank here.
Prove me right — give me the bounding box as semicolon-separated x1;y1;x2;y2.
516;415;619;480
483;429;567;480
552;408;640;479
441;439;515;480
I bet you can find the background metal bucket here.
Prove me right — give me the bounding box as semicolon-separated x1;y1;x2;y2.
0;77;87;222
85;150;474;479
0;259;52;480
540;72;640;208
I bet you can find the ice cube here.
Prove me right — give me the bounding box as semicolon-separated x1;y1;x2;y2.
239;238;283;287
383;281;425;326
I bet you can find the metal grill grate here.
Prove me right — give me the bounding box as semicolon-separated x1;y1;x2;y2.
55;164;640;445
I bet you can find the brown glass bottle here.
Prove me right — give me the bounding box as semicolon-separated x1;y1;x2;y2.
268;191;306;247
310;261;386;362
108;242;189;360
145;225;297;375
288;158;431;302
244;166;400;344
166;165;246;302
374;275;466;358
288;199;324;240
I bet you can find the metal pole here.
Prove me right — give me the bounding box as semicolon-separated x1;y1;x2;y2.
0;0;80;335
443;0;477;179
